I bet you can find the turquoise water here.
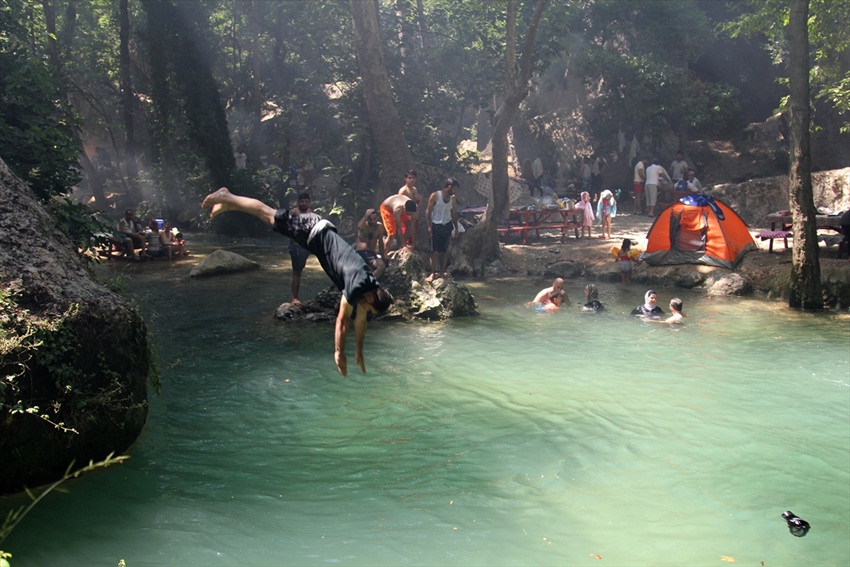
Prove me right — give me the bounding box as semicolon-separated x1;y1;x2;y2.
4;234;849;566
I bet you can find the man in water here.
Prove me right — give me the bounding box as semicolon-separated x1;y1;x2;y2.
202;187;394;376
532;278;569;309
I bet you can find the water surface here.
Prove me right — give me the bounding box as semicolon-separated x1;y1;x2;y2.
5;234;849;566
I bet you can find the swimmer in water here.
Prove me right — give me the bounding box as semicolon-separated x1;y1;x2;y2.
532;277;569;310
631;289;664;318
644;298;685;324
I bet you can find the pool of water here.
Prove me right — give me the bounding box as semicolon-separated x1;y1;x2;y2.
4;234;849;566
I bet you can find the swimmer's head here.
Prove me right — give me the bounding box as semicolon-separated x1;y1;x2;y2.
670;298;683;312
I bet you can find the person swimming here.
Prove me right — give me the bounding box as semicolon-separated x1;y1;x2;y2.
581;283;605;312
631;290;664;318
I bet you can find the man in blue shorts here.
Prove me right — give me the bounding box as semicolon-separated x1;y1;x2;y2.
202;187;394;376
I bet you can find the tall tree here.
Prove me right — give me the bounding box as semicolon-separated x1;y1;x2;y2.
349;0;414;198
488;0;548;235
119;0;139;195
787;0;822;309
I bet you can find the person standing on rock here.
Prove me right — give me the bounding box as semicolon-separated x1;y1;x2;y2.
202;187;394;376
287;192;314;305
425;177;460;281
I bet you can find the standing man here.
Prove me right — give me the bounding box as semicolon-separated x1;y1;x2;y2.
380;193;417;252
425;177;460;282
356;208;386;278
202;187;394;376
288;192;313;305
633;158;648;214
644;159;671;217
398;169;421;246
532;156;544;195
670;151;688;183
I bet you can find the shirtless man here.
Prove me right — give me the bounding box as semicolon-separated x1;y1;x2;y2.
397;169;421;245
532;277;569;308
202;187;394;376
380;193;417;252
355;208;386;278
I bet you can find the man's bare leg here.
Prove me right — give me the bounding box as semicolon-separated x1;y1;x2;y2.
202;187;276;225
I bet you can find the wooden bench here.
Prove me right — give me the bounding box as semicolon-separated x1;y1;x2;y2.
756;230;791;253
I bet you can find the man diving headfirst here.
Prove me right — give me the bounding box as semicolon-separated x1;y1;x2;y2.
202;187;394;376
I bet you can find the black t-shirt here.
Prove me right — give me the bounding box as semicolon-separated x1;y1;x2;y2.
274;209;378;304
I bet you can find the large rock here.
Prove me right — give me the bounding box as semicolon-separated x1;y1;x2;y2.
708;168;850;227
0;159;151;494
189;249;260;277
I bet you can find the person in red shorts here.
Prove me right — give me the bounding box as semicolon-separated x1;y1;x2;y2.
379;193;417;252
633;157;648;214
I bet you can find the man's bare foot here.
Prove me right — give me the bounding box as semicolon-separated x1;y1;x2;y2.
202;187;234;219
425;273;434;282
291;298;301;306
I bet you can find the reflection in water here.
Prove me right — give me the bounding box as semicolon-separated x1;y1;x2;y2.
4;234;850;566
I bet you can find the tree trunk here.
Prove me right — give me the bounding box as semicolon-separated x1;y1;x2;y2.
787;0;822;310
119;0;140;200
349;0;414;200
484;0;548;259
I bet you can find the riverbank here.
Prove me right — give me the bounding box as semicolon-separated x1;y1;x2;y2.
495;211;850;307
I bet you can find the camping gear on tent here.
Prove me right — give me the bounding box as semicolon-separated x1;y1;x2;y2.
643;195;756;269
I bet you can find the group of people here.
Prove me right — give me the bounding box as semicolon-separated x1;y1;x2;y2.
633;151;702;216
531;280;685;324
111;208;187;261
201;170;465;376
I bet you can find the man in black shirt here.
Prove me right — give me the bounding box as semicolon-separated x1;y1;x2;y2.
202;187;394;376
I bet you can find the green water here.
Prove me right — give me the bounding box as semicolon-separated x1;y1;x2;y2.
4;234;849;566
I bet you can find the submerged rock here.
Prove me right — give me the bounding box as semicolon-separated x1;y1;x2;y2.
0;158;151;494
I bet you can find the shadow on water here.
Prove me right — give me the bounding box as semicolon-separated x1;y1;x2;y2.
4;232;850;566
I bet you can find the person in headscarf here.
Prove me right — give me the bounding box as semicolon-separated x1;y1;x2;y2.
581;284;605;312
631;290;664;318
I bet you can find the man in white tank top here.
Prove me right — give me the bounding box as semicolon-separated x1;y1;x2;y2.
425;178;460;281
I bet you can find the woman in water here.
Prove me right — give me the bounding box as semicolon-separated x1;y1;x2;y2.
631;290;664;318
581;283;605;312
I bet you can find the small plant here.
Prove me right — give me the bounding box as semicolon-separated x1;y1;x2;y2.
0;453;129;566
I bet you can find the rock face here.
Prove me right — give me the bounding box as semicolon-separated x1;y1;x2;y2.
708;168;850;227
189;249;260;277
0;159;151;494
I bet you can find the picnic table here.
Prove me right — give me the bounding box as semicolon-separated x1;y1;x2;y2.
498;206;581;244
757;212;843;252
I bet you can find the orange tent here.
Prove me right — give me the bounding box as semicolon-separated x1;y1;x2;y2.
643;195;756;269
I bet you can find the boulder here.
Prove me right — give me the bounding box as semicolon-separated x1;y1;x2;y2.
189;249;260;277
0;158;151;494
704;272;753;296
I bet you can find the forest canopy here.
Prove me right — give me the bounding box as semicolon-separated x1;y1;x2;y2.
0;0;847;230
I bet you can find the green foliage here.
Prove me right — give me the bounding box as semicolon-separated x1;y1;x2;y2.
575;0;740;142
48;197;112;259
724;0;850;132
0;1;81;201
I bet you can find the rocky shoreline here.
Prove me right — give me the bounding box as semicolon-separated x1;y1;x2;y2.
495;211;850;309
